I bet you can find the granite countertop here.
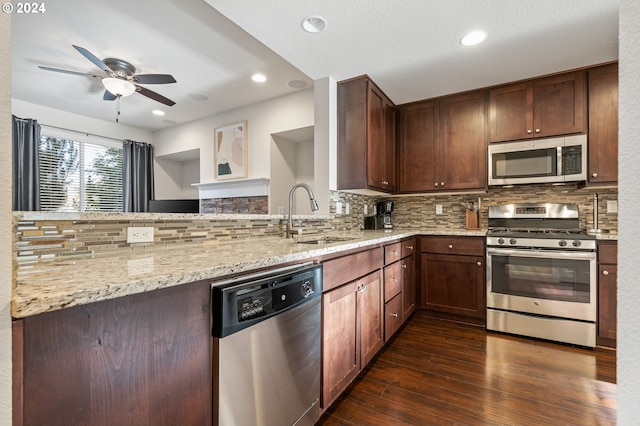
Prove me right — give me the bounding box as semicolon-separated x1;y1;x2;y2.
13;227;615;319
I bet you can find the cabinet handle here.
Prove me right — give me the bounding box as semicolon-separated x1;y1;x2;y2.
448;244;453;249
406;245;414;250
602;270;609;276
535;128;541;133
391;313;398;318
527;129;532;134
477;261;482;266
393;250;398;255
592;172;598;178
393;277;398;282
402;263;407;269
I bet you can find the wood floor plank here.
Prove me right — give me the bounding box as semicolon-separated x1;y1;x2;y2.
318;312;617;426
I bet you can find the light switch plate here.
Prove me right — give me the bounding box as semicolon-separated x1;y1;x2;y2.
336;202;343;215
607;200;618;213
345;203;350;214
435;204;443;215
127;227;154;243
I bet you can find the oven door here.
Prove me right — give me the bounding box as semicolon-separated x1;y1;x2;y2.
486;247;596;322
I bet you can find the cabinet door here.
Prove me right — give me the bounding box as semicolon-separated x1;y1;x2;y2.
367;85;396;192
401;254;416;319
384;293;403;341
397;101;439;192
422;253;485;319
322;281;359;408
337;77;368;190
588;63;618;184
358;271;384;367
438;91;487;191
488;81;534;142
533;71;586;138
598;264;617;342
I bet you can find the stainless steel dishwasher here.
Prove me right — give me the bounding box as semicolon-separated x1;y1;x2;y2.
211;263;322;426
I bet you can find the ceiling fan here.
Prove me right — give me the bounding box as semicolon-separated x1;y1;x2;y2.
38;45;177;107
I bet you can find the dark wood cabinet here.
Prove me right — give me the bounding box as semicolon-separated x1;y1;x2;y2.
421;236;485;323
321;249;383;409
588;63;618;185
382;239;416;341
489;71;586;142
13;281;212;426
597;241;617;347
401;253;416;319
397;91;486;193
338;76;396;193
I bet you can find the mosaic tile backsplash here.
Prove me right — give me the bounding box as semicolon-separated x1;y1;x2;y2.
13;185;617;270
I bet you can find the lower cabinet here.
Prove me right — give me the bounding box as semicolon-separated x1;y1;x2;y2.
12;280;213;426
321;248;384;409
597;241;617;347
421;236;486;323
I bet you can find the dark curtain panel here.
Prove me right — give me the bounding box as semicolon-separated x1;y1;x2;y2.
122;139;154;212
12;115;41;211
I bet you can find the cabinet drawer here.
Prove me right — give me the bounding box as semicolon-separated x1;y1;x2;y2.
421;236;484;256
323;247;384;292
401;238;416;258
384;261;402;302
598;242;618;264
384;242;402;264
384;293;403;340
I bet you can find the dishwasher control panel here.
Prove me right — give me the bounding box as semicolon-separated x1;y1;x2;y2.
211;264;323;337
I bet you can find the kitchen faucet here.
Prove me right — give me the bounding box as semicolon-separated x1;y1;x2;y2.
287;183;319;238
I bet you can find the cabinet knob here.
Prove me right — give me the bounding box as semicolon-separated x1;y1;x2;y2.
402;263;407;269
391;313;398;318
602;270;609;276
393;250;398;255
440;182;445;186
434;182;439;187
535;128;541;133
477;261;482;266
592;172;598;178
406;245;414;250
448;244;453;249
393;277;398;282
527;129;532;134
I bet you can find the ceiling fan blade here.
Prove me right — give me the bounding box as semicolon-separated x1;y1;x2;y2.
103;90;117;101
38;65;103;79
135;85;176;106
72;45;113;76
133;74;176;84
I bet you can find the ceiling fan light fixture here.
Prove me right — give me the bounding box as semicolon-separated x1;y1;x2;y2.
102;77;136;97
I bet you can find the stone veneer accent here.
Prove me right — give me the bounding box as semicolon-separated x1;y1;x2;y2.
200;196;268;214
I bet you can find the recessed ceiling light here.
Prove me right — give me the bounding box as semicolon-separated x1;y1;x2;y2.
252;73;267;83
301;16;327;33
288;79;308;89
152;110;165;116
460;30;487;46
188;93;208;101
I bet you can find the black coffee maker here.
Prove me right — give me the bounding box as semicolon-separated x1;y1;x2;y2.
376;201;394;229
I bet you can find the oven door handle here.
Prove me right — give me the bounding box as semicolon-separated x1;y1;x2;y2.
486;247;596;260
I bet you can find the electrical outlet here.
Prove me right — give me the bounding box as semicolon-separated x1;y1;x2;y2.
607;200;618;213
127;227;154;243
364;204;368;215
336;202;343;215
345;203;350;214
436;204;443;215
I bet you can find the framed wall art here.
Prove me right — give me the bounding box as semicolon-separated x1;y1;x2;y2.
214;121;247;180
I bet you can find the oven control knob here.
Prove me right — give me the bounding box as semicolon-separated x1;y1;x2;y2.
509;238;517;245
558;240;568;247
497;238;505;245
572;240;582;247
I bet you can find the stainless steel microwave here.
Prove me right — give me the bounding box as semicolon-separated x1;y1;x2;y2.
488;134;587;186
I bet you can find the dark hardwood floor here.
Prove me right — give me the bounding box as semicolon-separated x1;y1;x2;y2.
317;311;616;426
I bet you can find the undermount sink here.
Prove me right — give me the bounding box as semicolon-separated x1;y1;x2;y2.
296;236;355;245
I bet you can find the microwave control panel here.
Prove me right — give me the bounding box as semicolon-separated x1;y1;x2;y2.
562;145;583;175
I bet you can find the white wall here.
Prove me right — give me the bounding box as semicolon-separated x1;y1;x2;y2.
617;0;640;422
154;157;200;199
153;88;315;200
12;99;152;143
1;10;12;426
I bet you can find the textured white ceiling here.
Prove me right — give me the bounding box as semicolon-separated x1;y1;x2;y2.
12;0;619;132
206;0;619;103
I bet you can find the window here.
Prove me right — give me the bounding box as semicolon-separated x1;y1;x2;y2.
39;134;123;212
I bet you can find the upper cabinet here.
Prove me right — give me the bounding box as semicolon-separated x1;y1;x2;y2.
338;76;396;193
588;63;618;185
397;90;487;193
488;71;586;143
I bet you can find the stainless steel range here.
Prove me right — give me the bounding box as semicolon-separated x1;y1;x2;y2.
486;203;597;347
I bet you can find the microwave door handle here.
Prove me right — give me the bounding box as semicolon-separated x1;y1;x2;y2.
557;146;563;176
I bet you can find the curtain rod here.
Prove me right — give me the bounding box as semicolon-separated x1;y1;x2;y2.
39;123;124;143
